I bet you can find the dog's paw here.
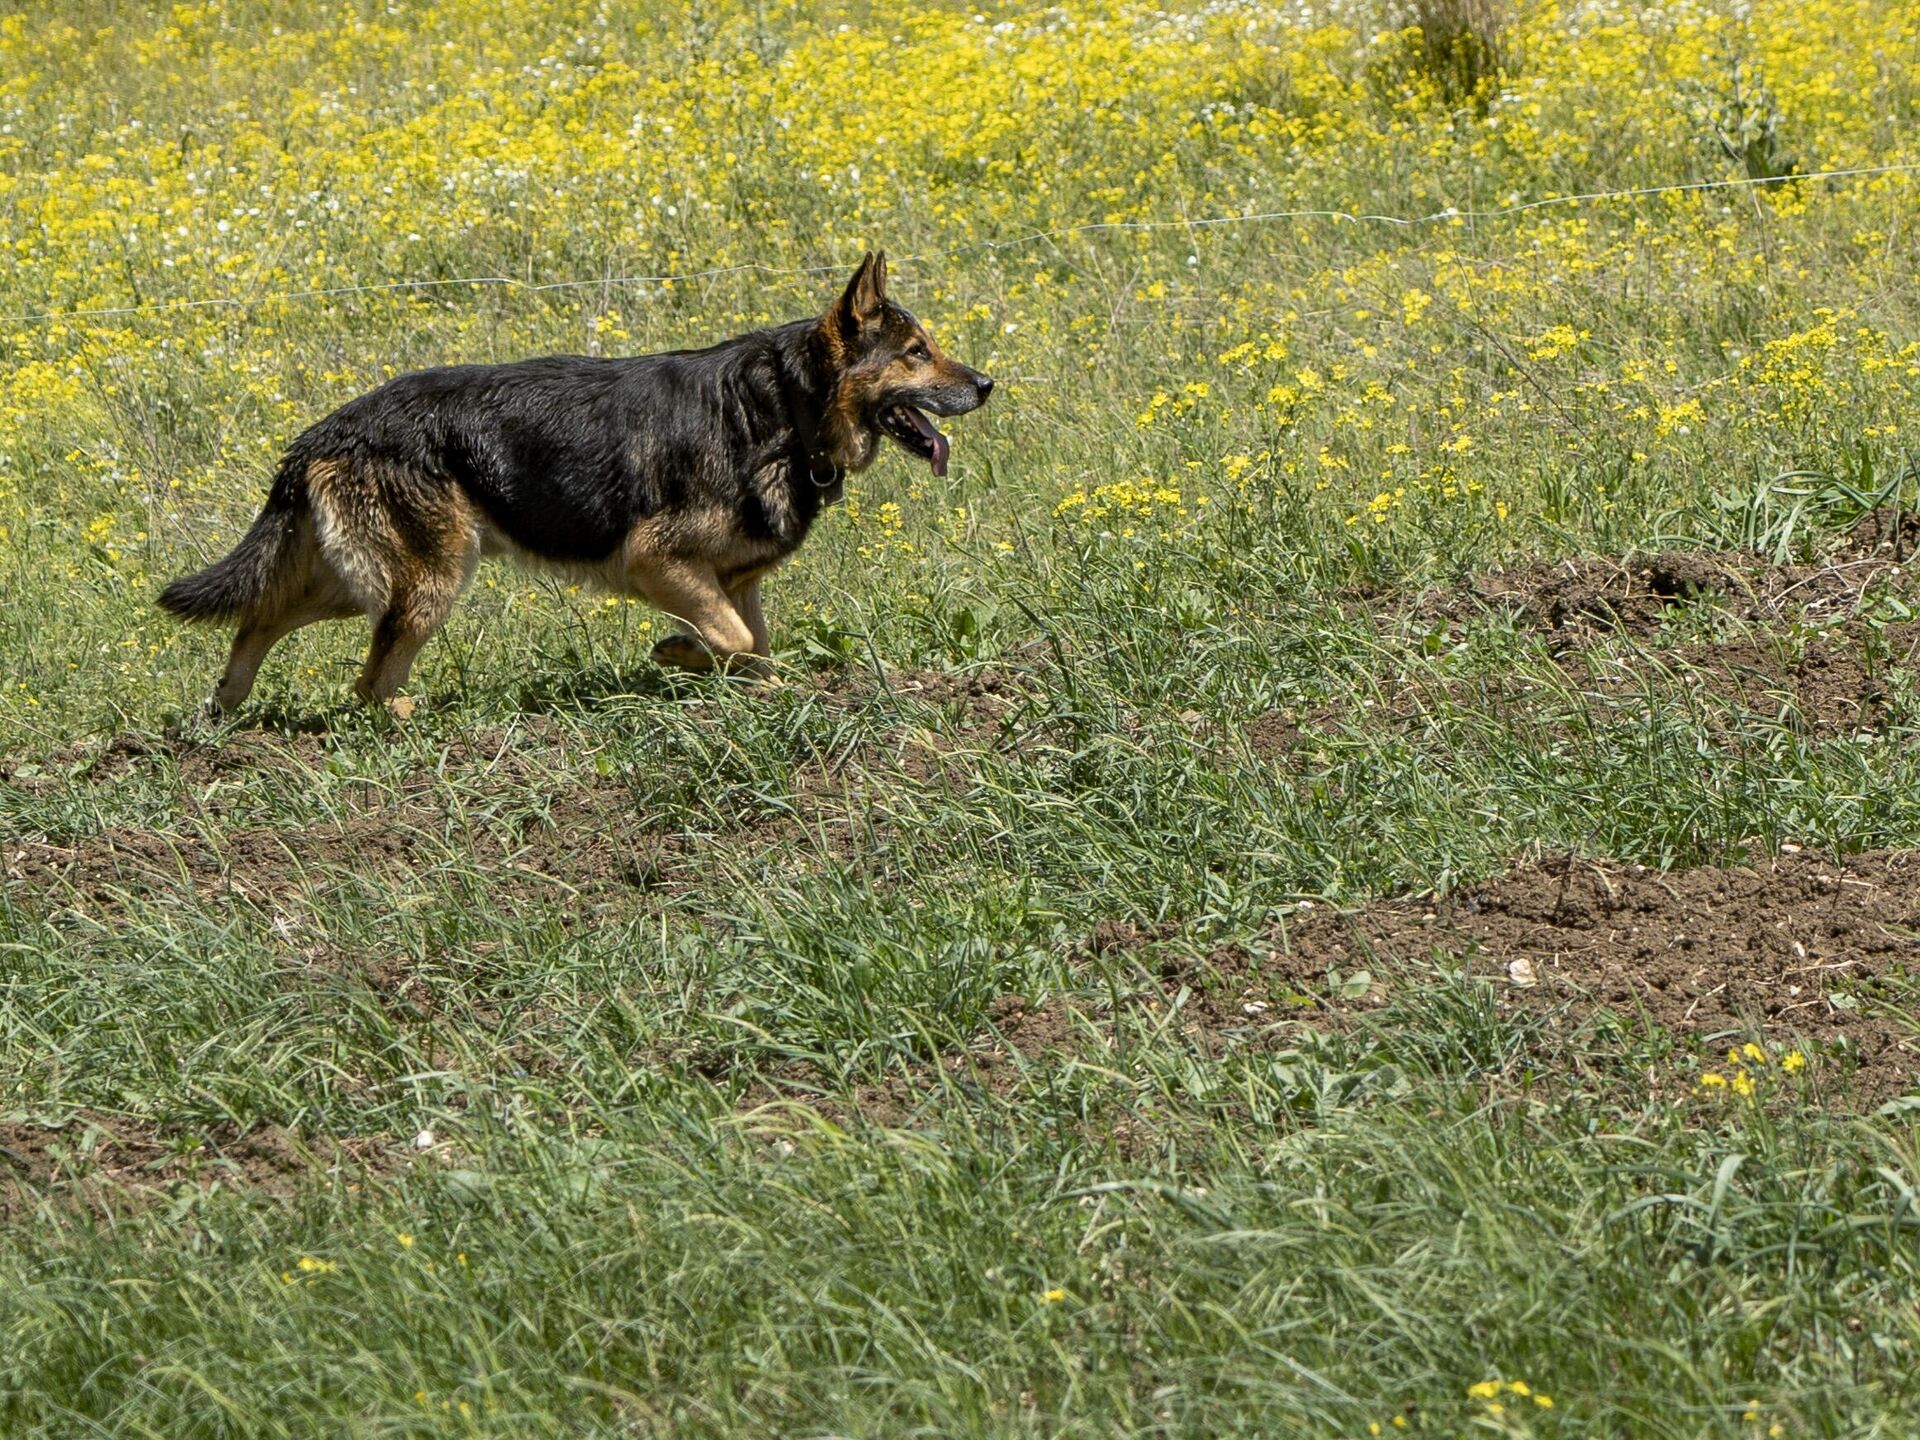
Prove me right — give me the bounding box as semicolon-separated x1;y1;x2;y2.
164;696;230;742
651;634;717;672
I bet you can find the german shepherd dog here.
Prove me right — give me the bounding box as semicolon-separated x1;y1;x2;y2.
157;252;992;712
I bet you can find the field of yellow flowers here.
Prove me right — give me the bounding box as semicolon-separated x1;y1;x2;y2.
5;1;1920;1435
3;0;1917;728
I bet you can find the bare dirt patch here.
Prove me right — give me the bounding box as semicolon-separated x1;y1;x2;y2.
1569;622;1920;737
0;1112;402;1215
807;660;1037;762
1247;851;1920;1101
1245;704;1346;761
992;854;1920;1111
1243;618;1920;763
747;852;1920;1133
1419;549;1910;640
735;993;1104;1141
10;725;346;792
1841;508;1920;564
3;663;1047;937
5;805;679;915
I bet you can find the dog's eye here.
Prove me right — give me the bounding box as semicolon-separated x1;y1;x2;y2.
907;343;930;362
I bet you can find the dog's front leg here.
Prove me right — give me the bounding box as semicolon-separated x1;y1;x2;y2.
633;560;767;676
727;577;771;659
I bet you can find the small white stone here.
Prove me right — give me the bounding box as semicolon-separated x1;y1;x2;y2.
412;1128;435;1150
1508;957;1538;987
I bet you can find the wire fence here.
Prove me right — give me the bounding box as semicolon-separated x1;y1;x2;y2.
4;160;1915;328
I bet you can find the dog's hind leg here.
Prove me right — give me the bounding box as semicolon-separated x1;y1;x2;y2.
311;465;482;713
352;535;480;712
214;601;342;712
208;527;360;712
635;562;762;674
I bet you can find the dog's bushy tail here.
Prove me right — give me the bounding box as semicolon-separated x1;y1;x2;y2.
156;457;309;623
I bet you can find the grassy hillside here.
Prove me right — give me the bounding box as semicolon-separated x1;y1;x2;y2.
4;1;1920;1434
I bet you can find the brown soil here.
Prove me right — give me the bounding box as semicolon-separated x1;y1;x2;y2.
1243;617;1920;764
1245;704;1345;761
2;663;1037;919
1419;549;1909;640
736;994;1090;1138
747;852;1920;1134
1055;853;1920;1107
1842;508;1920;563
740;915;1275;1145
1573;622;1920;736
2;724;363;795
811;660;1033;757
5;803;682;915
1246;851;1920;1101
0;1112;403;1215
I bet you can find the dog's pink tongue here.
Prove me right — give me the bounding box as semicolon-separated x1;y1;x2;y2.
902;406;951;477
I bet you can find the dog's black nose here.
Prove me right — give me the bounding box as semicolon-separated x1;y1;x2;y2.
975;373;995;400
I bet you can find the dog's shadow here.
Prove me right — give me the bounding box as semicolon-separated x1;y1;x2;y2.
154;662;761;744
159;700;339;744
246;703;345;735
511;659;744;715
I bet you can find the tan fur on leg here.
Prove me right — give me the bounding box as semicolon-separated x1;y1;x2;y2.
728;577;771;659
633;561;763;674
352;536;480;708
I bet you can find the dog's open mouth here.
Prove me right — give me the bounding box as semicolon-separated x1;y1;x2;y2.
878;403;951;477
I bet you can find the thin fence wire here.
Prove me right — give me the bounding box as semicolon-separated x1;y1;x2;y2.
4;160;1915;327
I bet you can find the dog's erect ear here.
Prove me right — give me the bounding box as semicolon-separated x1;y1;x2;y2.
830;250;889;338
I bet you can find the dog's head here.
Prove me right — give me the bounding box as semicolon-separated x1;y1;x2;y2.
818;251;993;477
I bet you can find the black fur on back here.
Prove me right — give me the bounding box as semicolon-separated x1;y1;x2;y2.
292;319;843;562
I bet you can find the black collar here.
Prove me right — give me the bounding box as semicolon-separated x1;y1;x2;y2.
775;340;845;504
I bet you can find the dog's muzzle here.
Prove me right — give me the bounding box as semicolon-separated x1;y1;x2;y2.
878;369;994;478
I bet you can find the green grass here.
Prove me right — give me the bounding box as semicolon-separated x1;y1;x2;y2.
6;0;1920;1434
8;577;1920;1435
